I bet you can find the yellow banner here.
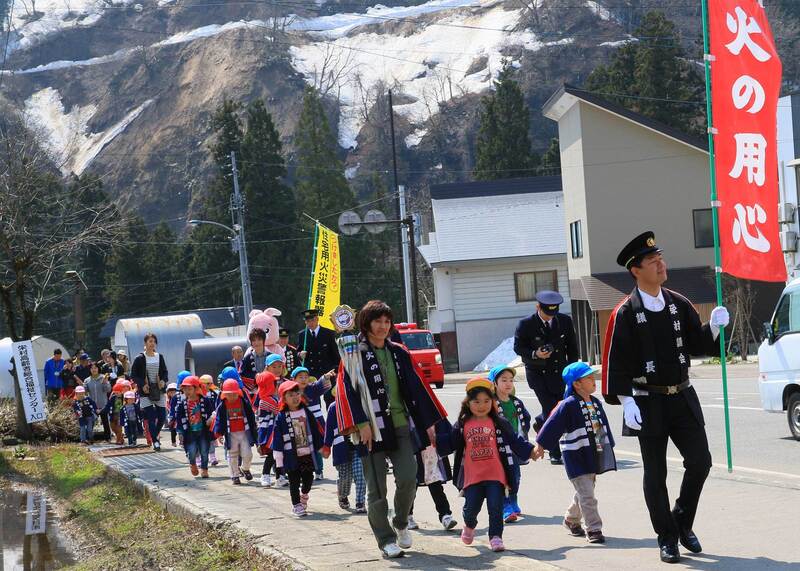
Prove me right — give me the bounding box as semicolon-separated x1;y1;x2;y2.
308;223;341;329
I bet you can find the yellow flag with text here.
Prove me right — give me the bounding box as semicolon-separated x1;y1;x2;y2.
308;223;341;329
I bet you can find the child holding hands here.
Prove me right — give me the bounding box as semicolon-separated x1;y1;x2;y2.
438;378;538;552
534;362;616;544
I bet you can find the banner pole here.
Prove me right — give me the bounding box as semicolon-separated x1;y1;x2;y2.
302;222;321;364
701;0;734;473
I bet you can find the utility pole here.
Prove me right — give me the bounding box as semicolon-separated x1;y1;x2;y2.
388;89;408;319
408;212;421;325
398;185;413;323
66;271;87;351
230;151;254;318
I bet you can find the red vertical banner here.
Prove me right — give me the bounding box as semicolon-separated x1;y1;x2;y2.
709;0;785;282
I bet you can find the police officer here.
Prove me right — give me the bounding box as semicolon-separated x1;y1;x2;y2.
513;290;579;464
297;309;340;404
278;328;300;374
602;231;729;563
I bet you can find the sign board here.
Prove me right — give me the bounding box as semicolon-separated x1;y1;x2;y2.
12;340;46;423
25;491;47;535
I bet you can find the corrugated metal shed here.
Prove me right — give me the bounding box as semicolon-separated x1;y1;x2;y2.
100;306;246;339
184;337;249;376
114;314;205;381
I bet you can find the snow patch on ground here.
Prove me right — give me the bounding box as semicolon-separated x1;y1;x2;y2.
24;87;152;175
290;0;481;38
344;164;360;179
585;0;612;21
9;0;134;52
291;3;546;148
599;38;633;47
475;337;522;372
405;129;428;148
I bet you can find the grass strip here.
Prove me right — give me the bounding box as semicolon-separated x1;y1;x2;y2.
0;445;286;571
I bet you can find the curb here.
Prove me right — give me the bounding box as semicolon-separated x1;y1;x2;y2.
100;457;307;570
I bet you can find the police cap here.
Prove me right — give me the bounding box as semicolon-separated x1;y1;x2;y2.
302;309;320;319
536;290;563;316
616;231;663;269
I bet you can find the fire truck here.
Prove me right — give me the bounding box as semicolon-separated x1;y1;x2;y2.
395;323;445;389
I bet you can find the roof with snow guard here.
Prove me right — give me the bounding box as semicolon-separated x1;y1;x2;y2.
419;176;566;265
542;84;708;153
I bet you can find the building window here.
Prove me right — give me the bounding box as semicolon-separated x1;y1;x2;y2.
570;220;583;258
693;209;714;248
515;271;558;303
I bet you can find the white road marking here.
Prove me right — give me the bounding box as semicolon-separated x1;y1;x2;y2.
614;449;800;480
701;404;763;411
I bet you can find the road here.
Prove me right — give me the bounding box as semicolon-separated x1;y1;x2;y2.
404;361;799;570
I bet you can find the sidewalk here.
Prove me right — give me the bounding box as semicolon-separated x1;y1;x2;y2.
96;444;556;571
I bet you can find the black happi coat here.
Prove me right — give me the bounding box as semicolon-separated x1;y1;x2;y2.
602;287;720;436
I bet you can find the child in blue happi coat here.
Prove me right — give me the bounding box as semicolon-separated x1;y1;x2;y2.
73;386;98;444
272;380;324;517
488;364;532;523
166;383;179;447
213;378;258;485
120;390;142;446
290;366;330;480
174;376;215;478
321;386;366;512
255;371;281;487
534;362;616;544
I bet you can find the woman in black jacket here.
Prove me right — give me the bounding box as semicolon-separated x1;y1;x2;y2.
130;332;169;451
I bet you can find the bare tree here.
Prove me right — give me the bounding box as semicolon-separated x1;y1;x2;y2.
722;275;757;361
310;42;358;102
0;113;120;438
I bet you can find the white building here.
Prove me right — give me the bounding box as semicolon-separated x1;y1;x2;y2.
777;93;800;281
419;176;570;371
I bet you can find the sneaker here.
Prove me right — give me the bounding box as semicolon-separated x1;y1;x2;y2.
242;469;253;481
232;477;242;485
300;493;309;509
171;438;177;447
276;475;289;487
512;500;522;516
396;527;412;549
441;514;458;531
314;472;323;480
153;440;161;451
503;504;518;523
355;503;367;514
292;503;307;517
381;543;404;559
338;496;351;510
564;519;586;537
261;474;273;488
200;469;209;478
489;536;505;552
190;464;199;476
461;526;475;545
587;530;606;544
210;456;219;466
195;457;202;467
406;516;419;530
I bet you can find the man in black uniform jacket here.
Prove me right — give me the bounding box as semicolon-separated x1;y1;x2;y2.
513;290;579;464
602;231;729;564
297;309;340;404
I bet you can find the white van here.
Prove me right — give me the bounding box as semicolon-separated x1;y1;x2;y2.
758;276;800;440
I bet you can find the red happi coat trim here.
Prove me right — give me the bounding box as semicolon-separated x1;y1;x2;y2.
335;362;357;435
601;295;630;403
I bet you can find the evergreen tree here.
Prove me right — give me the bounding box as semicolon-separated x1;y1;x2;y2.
105;217;151;318
68;173;114;353
473;61;538;180
293;86;393;310
585;11;703;133
294;87;355;217
537;138;561;176
240;99;302;315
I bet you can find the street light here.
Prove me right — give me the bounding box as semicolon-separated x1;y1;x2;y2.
65;270;88;352
188;219;253;319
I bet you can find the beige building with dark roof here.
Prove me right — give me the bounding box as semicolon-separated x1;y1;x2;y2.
543;84;782;362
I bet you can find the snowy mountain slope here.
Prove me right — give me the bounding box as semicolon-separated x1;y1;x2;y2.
1;0;628;219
